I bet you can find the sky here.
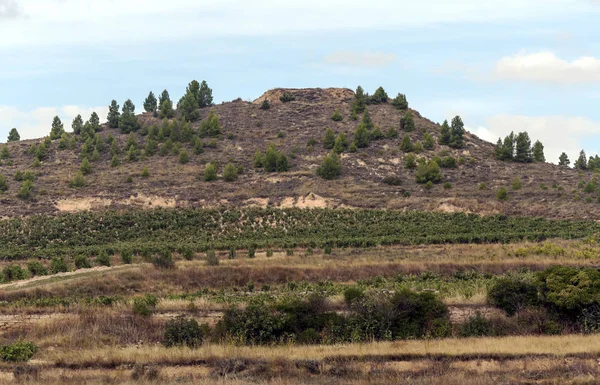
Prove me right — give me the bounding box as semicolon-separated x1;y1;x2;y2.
1;0;600;164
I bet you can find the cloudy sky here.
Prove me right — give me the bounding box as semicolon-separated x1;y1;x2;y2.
1;0;599;163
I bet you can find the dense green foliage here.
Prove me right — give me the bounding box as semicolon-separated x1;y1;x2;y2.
163;317;204;348
316;152;341;180
0;209;598;261
7;128;20;142
0;341;38;362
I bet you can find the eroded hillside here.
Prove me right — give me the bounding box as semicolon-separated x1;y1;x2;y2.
0;87;592;219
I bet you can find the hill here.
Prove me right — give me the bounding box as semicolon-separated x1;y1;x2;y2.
0;86;591;219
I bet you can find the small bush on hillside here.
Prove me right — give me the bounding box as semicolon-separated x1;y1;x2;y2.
280;92;296;103
74;255;92;269
133;294;159;317
497;187;509;201
344;286;365;306
0;341;38;362
440;156;457;168
96;251;111;267
121;250;133;264
331;109;343;122
206;250;219;266
223;163;238;182
415;161;443;184
260;99;271;110
27;261;47;277
404;153;417;169
152;251;175;269
0;174;8;193
487;277;538;316
17;180;34;200
2;265;27;282
50;256;68;274
228;247;236;260
163;317;204;348
382;176;402;186
69;171;86;188
512;177;522;190
317;152;341;180
459;312;494;337
248;246;256;259
204;163;217;181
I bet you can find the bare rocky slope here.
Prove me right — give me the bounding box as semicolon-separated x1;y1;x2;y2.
0;87;594;219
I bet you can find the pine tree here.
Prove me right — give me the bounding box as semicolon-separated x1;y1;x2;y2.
119;99;139;134
143;91;158;114
159;89;171;107
80;157;92;175
107;100;120;128
558;152;570;167
316;152;341;180
370;86;388;104
575;150;587;170
352;86;367;114
323;127;336;149
449;115;465;148
50;116;65;140
197;80;214;108
500;132;515;161
333;133;348;154
7;128;20;142
198;111;221;137
439;120;451;145
392;93;408;110
401;112;415;132
532;140;545;162
423;133;435;150
204;163;217;181
159;99;175;119
400;134;413;152
223;163;238;182
179;91;200;122
362;109;374;130
514;132;532;163
354;124;370;148
89;112;101;132
72;115;83;135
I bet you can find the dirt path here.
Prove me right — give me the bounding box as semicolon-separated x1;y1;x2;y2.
0;264;140;291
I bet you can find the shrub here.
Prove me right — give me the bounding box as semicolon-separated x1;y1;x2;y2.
17;180;34;200
2;265;27;282
413;141;424;153
74;255;92;269
50;256;68;274
152;251;175;269
459;312;494;337
179;148;190;164
228;247;236;260
511;177;522;190
0;174;8;193
317;152;341;180
423;133;435;150
198;111;222;137
163;317;204;348
331;109;343;122
344;286;365;306
497;187;509;201
478;182;487;190
354;124;370;148
382;176;402;186
399;134;412;152
392;93;408;110
96;251;111;267
223;163;238;182
370;126;385;141
401;112;415;132
69;171;86;188
27;261;47;277
260;99;271;110
248;246;256;259
277;130;286;138
440;156;457;168
206;250;219;266
415;161;443;184
404;153;417;169
133;294;159;317
385;125;398;139
280;92;296;103
0;341;38;362
443;182;452;189
204;163;217;181
121;250;133;264
487;277;538;316
141;167;150;178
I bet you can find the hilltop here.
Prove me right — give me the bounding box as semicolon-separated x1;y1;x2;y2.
0;86;592;219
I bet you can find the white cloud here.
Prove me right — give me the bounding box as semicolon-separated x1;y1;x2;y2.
469;114;600;164
494;51;600;84
323;51;396;68
0;0;596;49
0;0;21;20
0;105;109;142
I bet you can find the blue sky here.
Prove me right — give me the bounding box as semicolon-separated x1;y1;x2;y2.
1;0;600;164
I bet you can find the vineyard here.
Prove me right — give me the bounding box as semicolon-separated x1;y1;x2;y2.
1;208;600;261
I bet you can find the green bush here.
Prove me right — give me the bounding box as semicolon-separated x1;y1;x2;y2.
17;180;34;200
223;163;238;182
487;277;538;316
331;109;343;122
2;264;27;282
133;294;159;317
382;176;402;186
0;341;38;362
260;99;271;110
69;171;86;188
121;250;133;264
512;177;523;190
248;246;256;259
74;255;92;269
163;317;204;348
343;286;365;306
228;247;236;260
497;187;509;201
152;251;175;269
404;153;417;169
459;312;494;337
317;152;341;180
443;182;452;189
415;161;443;184
96;251;111;267
0;174;8;193
206;250;219;266
204;163;217;181
50;256;68;274
27;261;47;277
280;92;296;103
440;156;457;168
